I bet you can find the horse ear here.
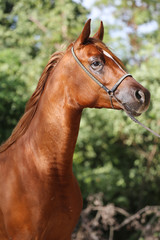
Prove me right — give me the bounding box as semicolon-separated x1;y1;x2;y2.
74;19;91;48
93;21;104;41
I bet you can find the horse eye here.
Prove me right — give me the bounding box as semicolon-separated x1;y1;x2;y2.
93;61;100;66
91;61;103;71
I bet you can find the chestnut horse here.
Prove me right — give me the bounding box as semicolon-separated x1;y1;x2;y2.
0;19;150;240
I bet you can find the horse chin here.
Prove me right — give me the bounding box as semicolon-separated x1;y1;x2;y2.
122;104;142;117
127;110;141;117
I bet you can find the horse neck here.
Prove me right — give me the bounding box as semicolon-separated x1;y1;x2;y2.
24;66;82;177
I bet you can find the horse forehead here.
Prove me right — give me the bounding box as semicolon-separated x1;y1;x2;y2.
81;44;101;58
81;44;112;59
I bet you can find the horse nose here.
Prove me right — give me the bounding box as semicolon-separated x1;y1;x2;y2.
135;89;145;104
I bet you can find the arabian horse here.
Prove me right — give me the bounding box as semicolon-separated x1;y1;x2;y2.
0;19;150;240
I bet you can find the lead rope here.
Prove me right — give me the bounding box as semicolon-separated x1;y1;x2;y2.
113;94;160;138
126;112;160;138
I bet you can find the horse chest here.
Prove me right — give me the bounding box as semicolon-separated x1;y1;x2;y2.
37;177;83;239
0;155;82;240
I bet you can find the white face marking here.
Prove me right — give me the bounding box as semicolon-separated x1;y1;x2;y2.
103;50;126;73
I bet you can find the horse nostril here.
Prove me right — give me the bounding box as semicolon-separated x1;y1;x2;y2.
135;90;145;103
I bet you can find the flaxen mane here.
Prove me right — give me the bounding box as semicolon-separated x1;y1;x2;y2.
0;51;64;153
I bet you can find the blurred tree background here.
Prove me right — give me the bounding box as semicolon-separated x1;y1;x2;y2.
0;0;160;239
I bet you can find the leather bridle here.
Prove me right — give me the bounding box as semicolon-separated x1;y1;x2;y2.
71;46;132;109
71;46;160;138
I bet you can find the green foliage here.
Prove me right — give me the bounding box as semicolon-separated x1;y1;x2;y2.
74;108;160;210
0;48;28;142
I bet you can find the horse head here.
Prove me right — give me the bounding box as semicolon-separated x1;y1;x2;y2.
62;19;150;117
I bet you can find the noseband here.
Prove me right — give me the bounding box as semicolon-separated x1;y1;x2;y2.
71;46;132;108
71;46;160;138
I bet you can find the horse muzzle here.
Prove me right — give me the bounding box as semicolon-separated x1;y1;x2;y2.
115;84;151;117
